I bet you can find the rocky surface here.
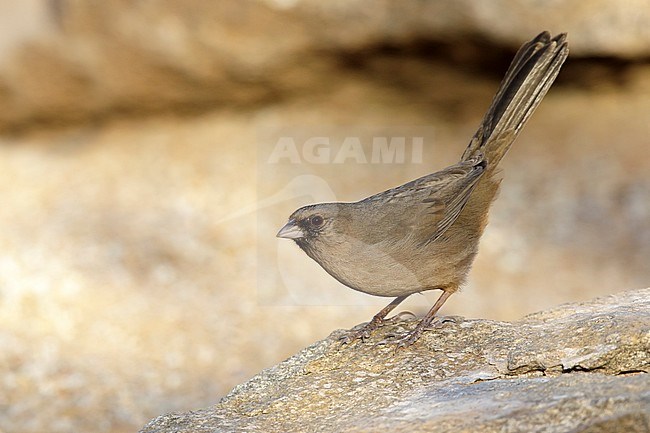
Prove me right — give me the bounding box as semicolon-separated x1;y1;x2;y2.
1;3;650;433
2;0;650;130
141;288;650;433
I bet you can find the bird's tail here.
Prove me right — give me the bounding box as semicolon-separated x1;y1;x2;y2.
461;32;569;169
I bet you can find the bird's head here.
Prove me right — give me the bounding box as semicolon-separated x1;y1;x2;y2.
276;203;348;248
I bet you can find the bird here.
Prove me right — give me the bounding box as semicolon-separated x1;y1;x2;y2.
277;31;569;348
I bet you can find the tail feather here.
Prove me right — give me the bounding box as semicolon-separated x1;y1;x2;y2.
461;32;569;169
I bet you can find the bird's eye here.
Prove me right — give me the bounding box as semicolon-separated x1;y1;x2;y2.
310;215;324;227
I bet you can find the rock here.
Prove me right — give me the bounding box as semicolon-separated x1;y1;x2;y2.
140;288;650;433
2;1;650;130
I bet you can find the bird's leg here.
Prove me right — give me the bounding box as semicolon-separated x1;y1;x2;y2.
339;295;409;344
394;289;453;349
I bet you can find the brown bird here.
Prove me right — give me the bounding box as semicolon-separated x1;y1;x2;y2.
277;31;569;347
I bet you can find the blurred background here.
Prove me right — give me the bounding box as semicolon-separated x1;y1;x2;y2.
0;1;649;432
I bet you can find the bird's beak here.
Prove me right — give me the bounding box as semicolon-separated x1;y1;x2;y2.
276;219;304;239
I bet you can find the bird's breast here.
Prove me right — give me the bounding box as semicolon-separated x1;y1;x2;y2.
305;235;468;297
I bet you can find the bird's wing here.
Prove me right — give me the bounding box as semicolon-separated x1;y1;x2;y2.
362;153;486;246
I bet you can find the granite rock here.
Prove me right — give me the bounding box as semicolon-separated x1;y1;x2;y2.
2;0;650;130
141;288;650;433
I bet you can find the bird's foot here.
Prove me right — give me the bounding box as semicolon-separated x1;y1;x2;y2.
393;326;425;349
378;323;426;349
339;319;382;345
377;316;456;349
339;311;418;345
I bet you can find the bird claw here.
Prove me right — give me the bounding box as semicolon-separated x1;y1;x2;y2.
375;326;424;349
341;313;454;347
339;319;382;345
339;329;369;345
376;316;454;349
423;315;457;330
